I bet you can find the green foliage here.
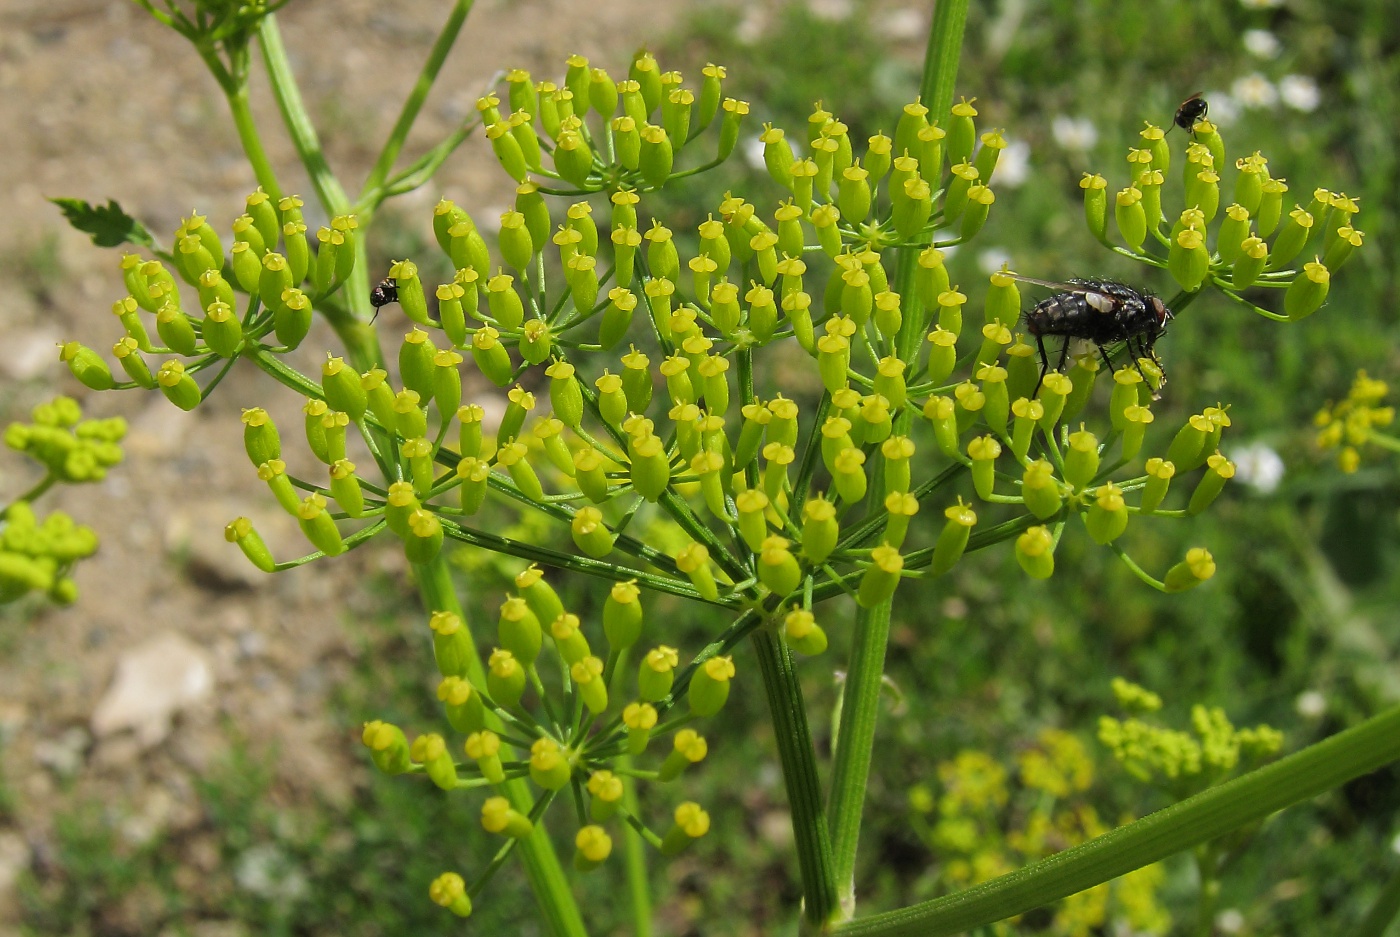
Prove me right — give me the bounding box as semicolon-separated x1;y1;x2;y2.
48;197;155;250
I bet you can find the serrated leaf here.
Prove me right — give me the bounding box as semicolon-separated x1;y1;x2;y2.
48;197;155;249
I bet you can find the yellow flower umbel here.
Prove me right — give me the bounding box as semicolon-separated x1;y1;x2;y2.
1314;370;1397;472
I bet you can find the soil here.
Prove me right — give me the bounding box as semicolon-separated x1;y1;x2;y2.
0;0;694;929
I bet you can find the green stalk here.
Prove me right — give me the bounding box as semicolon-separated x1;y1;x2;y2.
415;558;589;937
835;704;1400;936
751;630;840;928
223;80;283;202
255;14;384;369
618;757;654;937
1356;864;1400;937
825;4;969;917
360;0;476;200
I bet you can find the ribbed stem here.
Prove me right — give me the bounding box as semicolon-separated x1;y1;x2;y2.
836;704;1400;936
752;629;840;927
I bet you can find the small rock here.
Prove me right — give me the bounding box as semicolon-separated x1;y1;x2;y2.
91;633;213;746
33;725;89;778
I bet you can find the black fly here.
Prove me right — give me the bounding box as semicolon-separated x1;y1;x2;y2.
1171;92;1208;134
1012;276;1173;393
369;276;398;322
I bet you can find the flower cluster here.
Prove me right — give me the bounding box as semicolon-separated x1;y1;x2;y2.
909;730;1170;935
1082;113;1361;322
1;396;124;605
61;46;1326;918
359;569;731;917
1098;678;1283;798
1314;370;1397;473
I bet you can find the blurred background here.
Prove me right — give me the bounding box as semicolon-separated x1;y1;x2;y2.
1;0;1397;934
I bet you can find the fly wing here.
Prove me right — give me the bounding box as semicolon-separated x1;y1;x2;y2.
1006;273;1096;294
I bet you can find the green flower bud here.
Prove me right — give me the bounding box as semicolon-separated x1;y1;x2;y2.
661;802;711;856
571;654;609;716
968;435;1001;500
393;389;427;440
486;647;526;708
881;491;918;549
629;433;670;501
936;286;966;338
465;729;506;784
960;184;995;240
565;505;613;559
1061;426;1100;489
1268;207;1313;270
471;327;513;387
448;219;492;276
111;295;152;350
484;273;524;331
511;564;563;631
196;266;234;311
838;163;872;223
481;794;534;838
493;595;541;665
1188;452;1235;514
1115;186;1147;251
638;124;673;188
199;301;241;358
1164;547;1216;592
711;95;746;161
1213;204;1251;266
362;720;412;775
1166;413;1213;468
1284;260;1330;320
894;176;934;238
930;500;976;576
381;481;418;539
410;732;458;791
1140;458;1175;515
880;436;915;497
922;396;959;460
1085;483;1128;544
453;457;488;515
1187;168;1221;222
527;735;573;790
858;544;904;607
258;459;300;516
1231;236;1268;289
429;872;473;919
638;645;679;702
297;493;345;556
688;655;735;716
1055;355;1096;426
623;701;659;755
404;508;443;564
1081;173;1109;244
1168;226;1209;292
1257;177;1287;238
497;440;544;502
1021;459;1063;519
757;535;802;596
328;459;365;518
436;675;487;736
156;359;201;410
953;379;986;435
453;404;484;460
659;728;708;783
618;346;654;415
518;318;552;366
1016;525;1055;579
1323;226;1363;273
978;362;1011;435
224;517;275;573
59;342;114;391
497;210;533;271
109;338;153;387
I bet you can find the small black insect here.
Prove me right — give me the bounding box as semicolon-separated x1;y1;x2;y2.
369;276;399;321
1012;276;1173;393
1171;92;1208;133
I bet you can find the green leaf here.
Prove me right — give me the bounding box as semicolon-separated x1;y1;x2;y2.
48;197;155;249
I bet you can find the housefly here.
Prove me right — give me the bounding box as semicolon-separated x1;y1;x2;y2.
1171;92;1208;133
1011;275;1173;393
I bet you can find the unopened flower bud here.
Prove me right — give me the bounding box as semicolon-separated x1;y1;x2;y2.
224;517;275;573
1081;173;1109;244
1164;548;1215;592
437;675;486;734
661;802;711;856
481;795;534;838
638;645;679;702
362;720;412;775
429;872;473;918
1284;260;1330;320
1016;525;1055;579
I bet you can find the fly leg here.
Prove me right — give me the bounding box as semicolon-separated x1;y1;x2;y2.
1033;334;1052;395
1095;342;1116;376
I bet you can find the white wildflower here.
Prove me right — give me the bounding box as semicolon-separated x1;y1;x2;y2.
1243;29;1281;59
1229;441;1285;493
1295;690;1327;719
993;139;1031;188
1051;116;1098;152
1279;75;1321;112
1232;73;1279;109
1203;91;1242;128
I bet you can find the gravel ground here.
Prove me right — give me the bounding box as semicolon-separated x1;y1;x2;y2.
0;0;693;927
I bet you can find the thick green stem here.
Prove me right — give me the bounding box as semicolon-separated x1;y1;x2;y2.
360;0;475;199
618;757;654;937
223;81;283;202
1356;863;1400;937
415;558;588;937
255;13;384;368
751;629;840;928
825;601;892;916
835;704;1400;936
825;5;970;918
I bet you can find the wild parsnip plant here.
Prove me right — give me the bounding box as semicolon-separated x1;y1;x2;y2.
46;1;1400;934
